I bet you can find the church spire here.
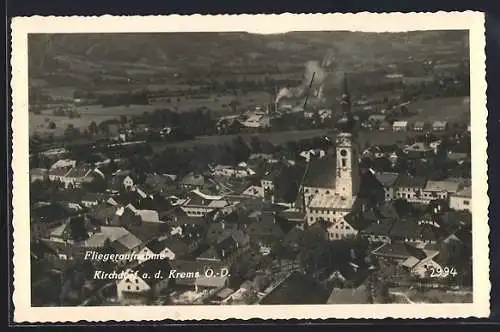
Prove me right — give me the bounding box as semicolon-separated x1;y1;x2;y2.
337;73;357;134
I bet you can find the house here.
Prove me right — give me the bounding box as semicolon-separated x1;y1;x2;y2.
368;114;387;124
449;186;472;212
421;180;463;204
179;172;206;189
61;166;97;188
372;242;426;264
168;260;229;294
116;258;172;301
360;218;393;244
299;149;326;162
378;121;391;131
81;193;108;208
432;121;448;132
374;172;399;201
239;112;272;132
212;164;256;178
137;236;189;263
317;109;333;121
48;167;72;183
180;189;229;217
144;173;176;194
30;168;48;183
393;174;427;203
108;171;135;192
241;185;264;198
392;121;409;132
50;159;76;170
403;142;434;159
413;121;426;132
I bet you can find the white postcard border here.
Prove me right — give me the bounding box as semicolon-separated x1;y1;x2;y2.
11;12;489;322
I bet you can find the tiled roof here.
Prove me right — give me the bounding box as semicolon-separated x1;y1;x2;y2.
30;168;48;176
452;186;471;198
424;180;462;193
393;174;427;188
302;155;337;189
135;258;172;287
65;167;93;178
375;172;399;187
372;242;425;260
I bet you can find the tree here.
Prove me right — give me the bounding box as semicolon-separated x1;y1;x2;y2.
250;136;262;153
47;121;56;130
88;121;98;135
64;124;80;139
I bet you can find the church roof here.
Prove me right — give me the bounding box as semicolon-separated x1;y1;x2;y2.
302;155;337;189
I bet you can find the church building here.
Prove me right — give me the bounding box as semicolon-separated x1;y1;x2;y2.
303;74;363;240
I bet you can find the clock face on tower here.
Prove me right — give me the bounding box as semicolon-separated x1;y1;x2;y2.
340;149;348;157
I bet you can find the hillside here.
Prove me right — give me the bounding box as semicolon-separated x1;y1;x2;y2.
28;30;468;87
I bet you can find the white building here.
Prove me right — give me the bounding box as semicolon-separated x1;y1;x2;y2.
212;164;256;178
392;121;409;132
180;189;229;217
449;186;472;212
302;75;362;240
116;259;171;301
421;180;463;204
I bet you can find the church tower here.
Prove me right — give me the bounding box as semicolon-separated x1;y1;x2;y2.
336;74;360;202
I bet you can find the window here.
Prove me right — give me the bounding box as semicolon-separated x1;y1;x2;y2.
326;191;330;194
135;279;139;284
463;200;470;205
126;278;130;283
127;286;131;290
136;286;139;291
341;159;347;167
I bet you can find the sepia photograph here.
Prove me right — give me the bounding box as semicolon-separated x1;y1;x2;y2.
11;12;489;321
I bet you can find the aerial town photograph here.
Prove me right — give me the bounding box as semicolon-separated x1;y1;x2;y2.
28;30;473;306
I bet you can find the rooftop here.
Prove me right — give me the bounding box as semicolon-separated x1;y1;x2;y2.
393;174;427;188
375;172;399;187
302;155;337;189
424;180;462;193
308;194;354;210
452;186;472;198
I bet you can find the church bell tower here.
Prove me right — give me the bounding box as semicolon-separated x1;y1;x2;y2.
336;73;360;201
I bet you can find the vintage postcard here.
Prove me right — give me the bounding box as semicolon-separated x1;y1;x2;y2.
11;12;489;322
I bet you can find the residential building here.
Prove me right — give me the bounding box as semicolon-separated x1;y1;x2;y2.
392;121;409;132
374;172;399;201
413;121;426;132
30;168;48;183
116;258;172;301
393;174;427;203
212;164;256;178
180;189;229;217
432;121;448;132
449;186;472;212
137;236;189;264
421;180;463;204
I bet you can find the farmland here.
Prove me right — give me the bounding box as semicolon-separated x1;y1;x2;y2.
405;96;470;123
29;90;273;136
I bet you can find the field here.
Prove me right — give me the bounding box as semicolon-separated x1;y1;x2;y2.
30;90;273;136
405;96;470;123
150;129;331;152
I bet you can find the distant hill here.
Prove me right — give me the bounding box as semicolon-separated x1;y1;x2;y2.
28;30;468;85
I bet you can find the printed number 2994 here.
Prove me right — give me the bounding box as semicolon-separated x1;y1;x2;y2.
429;266;457;278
